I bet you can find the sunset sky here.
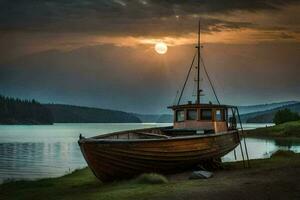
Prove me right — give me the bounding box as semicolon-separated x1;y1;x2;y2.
0;0;300;113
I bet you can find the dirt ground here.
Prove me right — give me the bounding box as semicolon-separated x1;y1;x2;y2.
163;154;300;200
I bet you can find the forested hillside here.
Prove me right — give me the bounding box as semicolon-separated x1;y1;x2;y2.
2;94;299;124
240;103;300;123
0;95;53;124
237;101;298;114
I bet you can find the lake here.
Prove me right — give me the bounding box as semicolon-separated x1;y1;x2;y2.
0;123;299;183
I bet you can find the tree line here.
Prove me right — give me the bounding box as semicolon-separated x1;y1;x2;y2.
0;95;53;124
273;108;300;125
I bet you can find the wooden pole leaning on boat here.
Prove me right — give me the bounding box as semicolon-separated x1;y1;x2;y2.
231;107;246;168
233;149;237;160
236;108;251;168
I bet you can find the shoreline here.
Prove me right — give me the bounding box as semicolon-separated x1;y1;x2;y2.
245;120;300;138
1;121;299;199
1;151;299;200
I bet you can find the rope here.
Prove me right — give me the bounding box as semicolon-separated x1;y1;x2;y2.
200;56;221;105
177;51;197;105
172;90;179;105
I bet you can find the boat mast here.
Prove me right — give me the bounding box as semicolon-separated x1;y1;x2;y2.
196;20;201;104
176;21;203;106
176;21;221;106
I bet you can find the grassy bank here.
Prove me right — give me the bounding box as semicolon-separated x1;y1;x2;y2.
245;120;300;139
1;151;300;200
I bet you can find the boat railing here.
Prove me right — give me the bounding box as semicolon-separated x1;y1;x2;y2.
134;132;170;139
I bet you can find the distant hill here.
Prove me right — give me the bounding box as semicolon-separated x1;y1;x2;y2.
237;101;298;114
134;101;300;123
1;94;299;124
240;103;300;123
0;95;53;125
45;104;141;123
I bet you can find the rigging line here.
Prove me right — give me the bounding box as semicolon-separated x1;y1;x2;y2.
172;90;179;105
200;56;221;105
177;51;197;105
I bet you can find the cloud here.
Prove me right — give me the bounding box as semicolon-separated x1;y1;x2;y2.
0;0;298;35
0;1;299;113
280;32;295;39
0;0;299;62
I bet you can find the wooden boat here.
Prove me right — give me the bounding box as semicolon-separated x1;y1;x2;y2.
78;22;244;182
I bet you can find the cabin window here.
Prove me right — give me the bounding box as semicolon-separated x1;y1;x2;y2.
200;109;212;120
176;110;185;122
215;109;224;121
187;109;197;120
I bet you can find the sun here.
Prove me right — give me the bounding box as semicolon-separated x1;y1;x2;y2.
154;42;168;54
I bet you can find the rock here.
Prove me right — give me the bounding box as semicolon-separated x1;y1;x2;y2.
189;170;213;179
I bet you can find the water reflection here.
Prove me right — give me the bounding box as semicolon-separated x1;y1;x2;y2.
0;123;169;183
0;142;85;182
223;138;300;162
0;123;299;183
274;139;300;148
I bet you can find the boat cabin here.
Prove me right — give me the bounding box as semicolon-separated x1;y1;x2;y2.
168;102;237;134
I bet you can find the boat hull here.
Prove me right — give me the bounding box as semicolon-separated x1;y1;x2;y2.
79;129;240;182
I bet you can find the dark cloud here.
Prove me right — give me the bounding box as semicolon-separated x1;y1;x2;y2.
0;0;298;35
279;32;295;39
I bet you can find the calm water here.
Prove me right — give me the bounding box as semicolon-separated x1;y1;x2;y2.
0;123;299;183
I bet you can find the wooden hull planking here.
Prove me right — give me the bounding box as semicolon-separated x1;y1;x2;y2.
79;128;240;182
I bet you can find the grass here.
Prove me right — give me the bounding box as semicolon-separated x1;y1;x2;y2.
0;168;177;200
246;120;300;139
270;150;297;158
1;151;300;200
